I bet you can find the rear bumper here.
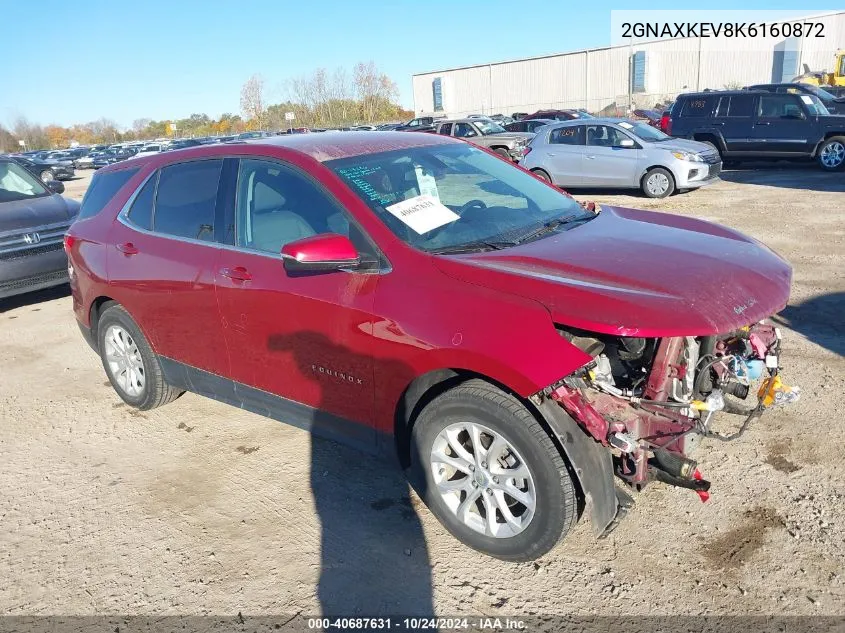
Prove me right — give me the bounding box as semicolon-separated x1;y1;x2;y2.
77;320;97;352
0;248;69;299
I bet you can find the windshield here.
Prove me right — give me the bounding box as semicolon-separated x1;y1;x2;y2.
0;161;49;203
803;85;836;101
327;143;593;253
801;94;830;116
618;120;670;142
473;120;507;135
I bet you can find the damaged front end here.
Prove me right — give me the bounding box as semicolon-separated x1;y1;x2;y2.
536;322;800;515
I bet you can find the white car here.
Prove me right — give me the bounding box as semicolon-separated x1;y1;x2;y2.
130;144;167;160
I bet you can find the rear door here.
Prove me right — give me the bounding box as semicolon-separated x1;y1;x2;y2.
542;125;584;186
582;124;640;187
752;94;814;154
107;158;228;375
713;94;756;154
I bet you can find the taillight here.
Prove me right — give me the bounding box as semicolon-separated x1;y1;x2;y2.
523;146;532;156
63;234;76;252
660;113;672;135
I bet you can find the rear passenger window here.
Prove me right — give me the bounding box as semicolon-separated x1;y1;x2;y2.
78;167;139;219
126;172;158;231
680;98;713;117
716;95;755;117
549;126;584;145
439;123;453;136
759;94;805;118
153;160;222;242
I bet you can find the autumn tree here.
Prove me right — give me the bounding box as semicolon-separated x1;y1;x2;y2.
240;74;267;129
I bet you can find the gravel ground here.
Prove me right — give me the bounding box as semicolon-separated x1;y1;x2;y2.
1;165;843;620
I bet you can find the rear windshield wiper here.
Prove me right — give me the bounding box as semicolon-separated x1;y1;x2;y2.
512;214;593;245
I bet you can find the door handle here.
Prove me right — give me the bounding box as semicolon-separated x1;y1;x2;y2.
757;121;771;126
585;155;596;160
220;266;252;282
115;242;138;255
712;122;725;126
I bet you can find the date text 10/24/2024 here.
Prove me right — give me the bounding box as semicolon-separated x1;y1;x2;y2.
307;617;527;630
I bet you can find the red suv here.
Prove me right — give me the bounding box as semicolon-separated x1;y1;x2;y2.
66;133;794;561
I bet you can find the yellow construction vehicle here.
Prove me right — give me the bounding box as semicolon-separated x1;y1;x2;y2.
793;50;845;87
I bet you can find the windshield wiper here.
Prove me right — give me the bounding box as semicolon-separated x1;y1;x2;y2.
511;214;593;245
428;239;517;255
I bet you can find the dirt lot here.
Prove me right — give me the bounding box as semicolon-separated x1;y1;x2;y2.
1;165;843;619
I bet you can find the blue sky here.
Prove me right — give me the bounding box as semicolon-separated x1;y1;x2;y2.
2;1;841;128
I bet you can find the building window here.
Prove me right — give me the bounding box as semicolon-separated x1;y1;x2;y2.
432;77;443;112
772;38;800;83
631;51;646;93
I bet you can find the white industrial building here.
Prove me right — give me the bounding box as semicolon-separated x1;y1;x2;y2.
412;11;845;118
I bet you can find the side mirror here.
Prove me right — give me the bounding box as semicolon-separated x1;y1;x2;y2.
281;233;360;273
618;139;636;148
46;180;65;194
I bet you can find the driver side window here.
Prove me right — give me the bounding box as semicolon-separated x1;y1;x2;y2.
454;123;478;138
234;159;374;258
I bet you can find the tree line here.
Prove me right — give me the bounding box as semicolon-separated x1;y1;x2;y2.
0;61;413;152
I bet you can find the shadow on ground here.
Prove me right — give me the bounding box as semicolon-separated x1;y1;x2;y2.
0;284;70;314
775;291;845;357
718;162;845;193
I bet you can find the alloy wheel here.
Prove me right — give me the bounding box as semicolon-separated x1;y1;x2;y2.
430;421;536;538
646;172;670;196
820;141;845;168
103;325;146;397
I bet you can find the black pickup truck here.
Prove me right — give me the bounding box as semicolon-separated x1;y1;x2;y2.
666;90;845;170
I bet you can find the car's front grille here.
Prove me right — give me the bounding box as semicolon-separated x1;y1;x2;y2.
709;163;722;177
0;221;70;257
0;241;64;261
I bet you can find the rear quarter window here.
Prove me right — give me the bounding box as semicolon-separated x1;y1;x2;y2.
78;167;140;220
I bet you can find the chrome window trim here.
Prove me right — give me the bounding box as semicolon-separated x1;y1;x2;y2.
115;164;390;275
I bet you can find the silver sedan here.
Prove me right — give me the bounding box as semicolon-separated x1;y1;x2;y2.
519;118;722;198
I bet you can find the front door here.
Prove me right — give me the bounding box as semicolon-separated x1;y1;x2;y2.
752;94;814;154
581;125;640;187
215;158;381;447
107;159;228;375
543;124;584;186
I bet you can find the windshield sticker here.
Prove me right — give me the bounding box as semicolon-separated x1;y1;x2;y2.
337;165;394;204
618;121;633;129
800;95;814;105
385;195;459;234
414;166;439;200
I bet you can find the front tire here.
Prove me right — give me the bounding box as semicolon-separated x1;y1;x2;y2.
642;167;675;198
97;304;183;410
817;136;845;171
408;379;578;561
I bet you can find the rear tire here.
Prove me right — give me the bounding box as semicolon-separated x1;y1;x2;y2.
641;167;675;198
817;136;845;171
408;379;578;561
97;304;183;410
531;168;552;183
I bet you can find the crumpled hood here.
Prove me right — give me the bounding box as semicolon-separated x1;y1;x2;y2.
434;206;791;337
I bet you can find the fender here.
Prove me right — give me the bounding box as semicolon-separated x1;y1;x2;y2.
533;397;633;537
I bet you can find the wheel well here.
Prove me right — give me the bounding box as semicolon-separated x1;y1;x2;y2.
490;145;510;152
88;296;117;347
640;165;676;183
813;133;845;156
693;133;722;152
392;369;587;514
